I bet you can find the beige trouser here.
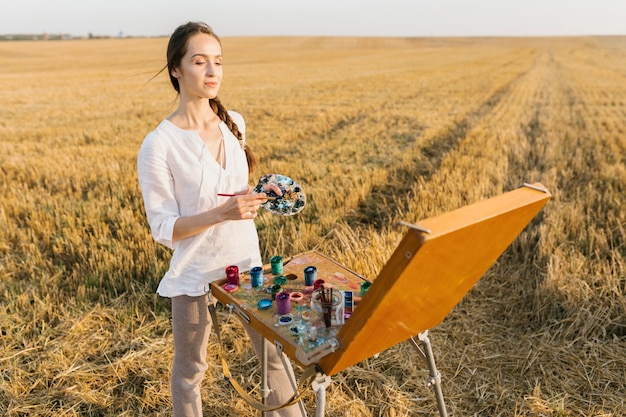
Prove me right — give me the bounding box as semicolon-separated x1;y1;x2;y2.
171;294;306;417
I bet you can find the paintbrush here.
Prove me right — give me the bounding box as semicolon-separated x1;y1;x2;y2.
218;193;278;201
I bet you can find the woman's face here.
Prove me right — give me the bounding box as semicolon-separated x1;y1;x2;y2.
172;33;223;100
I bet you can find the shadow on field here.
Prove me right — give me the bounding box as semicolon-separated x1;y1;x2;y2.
345;81;517;229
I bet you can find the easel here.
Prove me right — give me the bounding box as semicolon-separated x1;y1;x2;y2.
211;183;551;416
409;331;447;417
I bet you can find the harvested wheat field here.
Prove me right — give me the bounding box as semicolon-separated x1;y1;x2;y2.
1;35;625;416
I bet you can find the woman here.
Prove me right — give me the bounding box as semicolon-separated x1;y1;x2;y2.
137;21;304;417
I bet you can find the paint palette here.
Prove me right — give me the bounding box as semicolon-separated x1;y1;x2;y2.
254;174;306;216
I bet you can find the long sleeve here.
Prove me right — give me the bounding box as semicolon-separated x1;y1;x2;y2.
137;130;178;249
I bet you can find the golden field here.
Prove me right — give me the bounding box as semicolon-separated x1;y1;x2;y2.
1;35;625;416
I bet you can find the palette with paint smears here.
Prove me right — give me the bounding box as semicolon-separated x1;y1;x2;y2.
254;174;306;216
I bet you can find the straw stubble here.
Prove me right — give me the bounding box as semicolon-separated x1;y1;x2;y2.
1;35;625;416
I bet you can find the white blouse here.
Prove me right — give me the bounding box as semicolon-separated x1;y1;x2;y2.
137;111;262;297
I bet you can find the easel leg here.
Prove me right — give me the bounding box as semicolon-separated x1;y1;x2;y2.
409;331;448;417
311;373;331;417
275;342;308;416
260;337;269;416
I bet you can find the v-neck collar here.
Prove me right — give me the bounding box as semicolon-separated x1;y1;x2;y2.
163;119;227;171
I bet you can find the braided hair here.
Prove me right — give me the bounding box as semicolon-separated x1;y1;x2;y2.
209;96;257;172
165;21;257;173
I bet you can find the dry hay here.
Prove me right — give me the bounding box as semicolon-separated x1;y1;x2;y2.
1;35;625;416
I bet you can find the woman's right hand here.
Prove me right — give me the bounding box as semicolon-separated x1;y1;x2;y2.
172;187;268;242
217;187;267;221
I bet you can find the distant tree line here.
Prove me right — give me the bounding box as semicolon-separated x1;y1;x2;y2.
0;33;125;41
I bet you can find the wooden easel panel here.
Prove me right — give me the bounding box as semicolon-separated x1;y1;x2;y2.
319;183;551;375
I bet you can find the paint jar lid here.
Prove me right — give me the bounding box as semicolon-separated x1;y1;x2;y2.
273;276;287;285
289;291;304;301
223;283;238;293
257;299;273;310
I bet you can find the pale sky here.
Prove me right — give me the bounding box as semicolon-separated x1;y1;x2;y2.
2;0;625;38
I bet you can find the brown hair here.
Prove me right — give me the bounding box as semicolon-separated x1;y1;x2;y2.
165;21;257;172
